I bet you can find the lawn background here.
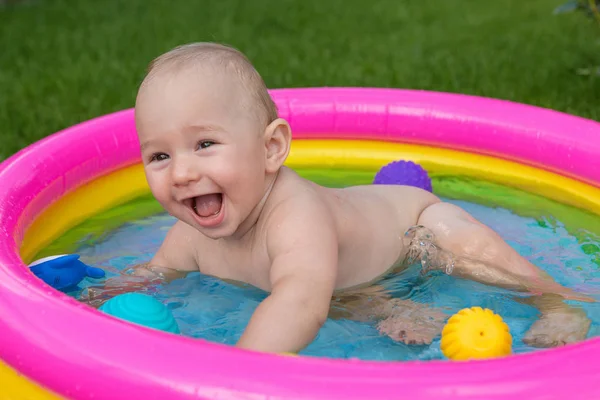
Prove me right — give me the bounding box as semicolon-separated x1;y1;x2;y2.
1;0;599;160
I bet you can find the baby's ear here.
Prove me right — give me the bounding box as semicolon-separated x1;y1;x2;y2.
263;118;292;173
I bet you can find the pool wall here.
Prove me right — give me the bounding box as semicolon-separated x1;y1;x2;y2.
1;88;600;399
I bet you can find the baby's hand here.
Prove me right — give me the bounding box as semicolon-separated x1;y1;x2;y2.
104;265;165;289
80;264;166;308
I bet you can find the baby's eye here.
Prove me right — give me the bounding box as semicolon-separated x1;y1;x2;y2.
198;140;215;150
150;153;169;162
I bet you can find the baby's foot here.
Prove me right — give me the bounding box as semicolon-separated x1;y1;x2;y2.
376;299;447;345
523;307;591;348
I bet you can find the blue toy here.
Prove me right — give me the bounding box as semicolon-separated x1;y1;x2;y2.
99;292;180;334
29;254;105;292
373;160;433;192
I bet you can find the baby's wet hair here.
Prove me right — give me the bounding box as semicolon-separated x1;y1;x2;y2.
144;42;278;126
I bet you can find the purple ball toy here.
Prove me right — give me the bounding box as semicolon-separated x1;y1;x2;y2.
373;160;432;192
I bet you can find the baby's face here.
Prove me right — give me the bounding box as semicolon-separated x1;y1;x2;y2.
135;67;270;239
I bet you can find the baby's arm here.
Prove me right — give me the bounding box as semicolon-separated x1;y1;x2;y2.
127;222;198;282
236;198;338;354
83;222;201;308
102;221;198;293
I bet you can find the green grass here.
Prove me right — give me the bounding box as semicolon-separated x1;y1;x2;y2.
1;0;599;159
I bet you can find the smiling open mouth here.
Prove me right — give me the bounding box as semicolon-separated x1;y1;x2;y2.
192;193;223;218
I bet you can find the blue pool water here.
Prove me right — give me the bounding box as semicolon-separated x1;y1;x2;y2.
73;198;600;361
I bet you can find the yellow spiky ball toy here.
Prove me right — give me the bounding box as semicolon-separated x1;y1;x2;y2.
441;306;512;361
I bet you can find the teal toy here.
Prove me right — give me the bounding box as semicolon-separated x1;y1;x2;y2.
99;293;180;334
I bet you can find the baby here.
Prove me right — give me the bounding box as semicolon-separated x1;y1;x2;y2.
117;42;592;353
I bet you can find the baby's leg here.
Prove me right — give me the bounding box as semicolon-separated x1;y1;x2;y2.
411;202;591;299
411;202;592;347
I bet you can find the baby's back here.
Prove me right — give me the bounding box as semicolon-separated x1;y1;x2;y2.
181;167;440;292
319;182;439;289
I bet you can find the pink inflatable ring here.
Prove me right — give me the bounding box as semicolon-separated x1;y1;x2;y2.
1;88;600;399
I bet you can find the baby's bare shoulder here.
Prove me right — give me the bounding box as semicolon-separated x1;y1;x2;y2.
268;167;326;202
262;169;333;229
261;171;339;269
152;220;205;272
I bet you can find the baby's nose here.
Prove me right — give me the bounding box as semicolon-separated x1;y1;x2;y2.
172;157;201;186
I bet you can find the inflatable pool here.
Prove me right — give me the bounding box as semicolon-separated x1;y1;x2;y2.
1;87;600;399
